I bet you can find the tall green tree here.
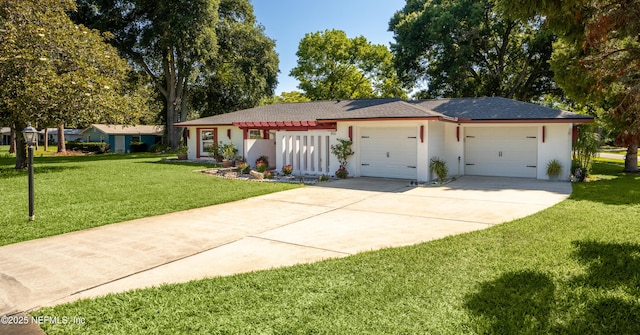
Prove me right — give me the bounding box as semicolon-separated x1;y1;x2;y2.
290;29;407;101
72;0;219;149
0;0;135;168
389;0;557;101
497;0;640;172
190;0;278;117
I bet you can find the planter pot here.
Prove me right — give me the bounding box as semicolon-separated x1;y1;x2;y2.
177;153;188;160
548;175;559;181
222;159;234;168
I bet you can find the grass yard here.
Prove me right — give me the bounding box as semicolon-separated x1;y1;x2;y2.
0;144;61;157
33;162;640;334
0;153;299;246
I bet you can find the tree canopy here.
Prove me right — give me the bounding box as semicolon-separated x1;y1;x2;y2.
290;29;407;101
72;0;219;149
73;0;278;148
0;0;139;168
190;0;279;117
495;0;640;172
389;0;557;101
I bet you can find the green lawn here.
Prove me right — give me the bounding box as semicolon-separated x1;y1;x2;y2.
34;162;640;334
0;153;299;246
0;144;61;157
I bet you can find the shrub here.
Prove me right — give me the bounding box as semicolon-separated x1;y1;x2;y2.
318;174;330;182
66;141;110;154
129;142;148;153
572;124;599;181
264;170;274;179
330;138;354;168
282;164;293;176
256;163;268;173
237;162;249;174
256;155;269;167
149;143;168;153
429;157;448;181
335;166;349;179
205;143;222;161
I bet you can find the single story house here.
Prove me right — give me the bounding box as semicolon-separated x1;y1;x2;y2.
0;127;11;146
40;128;84;143
81;124;164;153
176;97;593;181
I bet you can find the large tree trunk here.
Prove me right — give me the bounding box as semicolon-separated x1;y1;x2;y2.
14;122;27;169
9;126;16;154
57;123;66;153
624;142;639;173
44;128;49;152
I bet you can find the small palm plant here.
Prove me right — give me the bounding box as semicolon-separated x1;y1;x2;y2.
429;157;448;182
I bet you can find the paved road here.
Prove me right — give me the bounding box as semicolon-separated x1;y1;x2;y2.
0;176;571;321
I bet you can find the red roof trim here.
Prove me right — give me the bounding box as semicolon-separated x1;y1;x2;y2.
230;121;336;131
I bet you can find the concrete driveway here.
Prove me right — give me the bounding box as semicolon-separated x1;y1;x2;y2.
0;176;570;318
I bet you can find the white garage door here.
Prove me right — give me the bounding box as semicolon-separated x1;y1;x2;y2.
360;127;417;179
464;127;538;178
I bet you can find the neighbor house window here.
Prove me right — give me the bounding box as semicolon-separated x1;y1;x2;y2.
249;129;263;139
132;136;140;142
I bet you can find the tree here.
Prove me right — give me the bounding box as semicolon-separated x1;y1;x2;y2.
0;0;136;168
290;29;407;100
389;0;557;101
260;91;311;105
72;0;219;149
496;0;640;172
190;0;279;117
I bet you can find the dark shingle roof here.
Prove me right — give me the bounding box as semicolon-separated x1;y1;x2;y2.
411;97;593;120
176;97;592;126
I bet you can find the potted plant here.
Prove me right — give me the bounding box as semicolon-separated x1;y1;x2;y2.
204;143;222;162
546;159;562;181
330;138;354;179
429;157;448;182
176;146;188;160
220;142;238;168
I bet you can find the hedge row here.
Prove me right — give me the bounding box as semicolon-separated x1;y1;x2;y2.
65;141;110;154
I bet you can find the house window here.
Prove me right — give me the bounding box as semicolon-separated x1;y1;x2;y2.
249;129;263;139
132;136;141;142
199;129;216;157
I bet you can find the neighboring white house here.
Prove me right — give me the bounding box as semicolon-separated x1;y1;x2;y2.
40;128;84;143
175;97;593;181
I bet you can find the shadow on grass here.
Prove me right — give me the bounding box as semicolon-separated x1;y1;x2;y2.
145;160;220;169
466;240;640;334
465;270;555;334
0;165;80;179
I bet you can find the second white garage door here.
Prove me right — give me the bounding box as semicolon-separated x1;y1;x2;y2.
360;127;417;179
464;127;538;178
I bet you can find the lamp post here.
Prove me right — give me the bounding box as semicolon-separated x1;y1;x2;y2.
22;124;37;221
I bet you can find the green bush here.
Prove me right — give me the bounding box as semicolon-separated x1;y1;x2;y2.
148;143;168;153
256;162;268;173
66;141;110;154
129;142;148;153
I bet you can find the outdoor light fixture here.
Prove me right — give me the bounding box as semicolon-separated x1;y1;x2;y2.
22;124;37;221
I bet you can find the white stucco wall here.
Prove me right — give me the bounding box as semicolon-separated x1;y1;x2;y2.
537;124;573;180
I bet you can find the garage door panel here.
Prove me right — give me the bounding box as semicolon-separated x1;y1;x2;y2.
360;127;417;179
465;127;537;178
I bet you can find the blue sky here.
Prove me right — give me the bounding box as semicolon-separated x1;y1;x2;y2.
251;0;407;95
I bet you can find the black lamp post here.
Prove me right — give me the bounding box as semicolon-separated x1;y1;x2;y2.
22;124;37;221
